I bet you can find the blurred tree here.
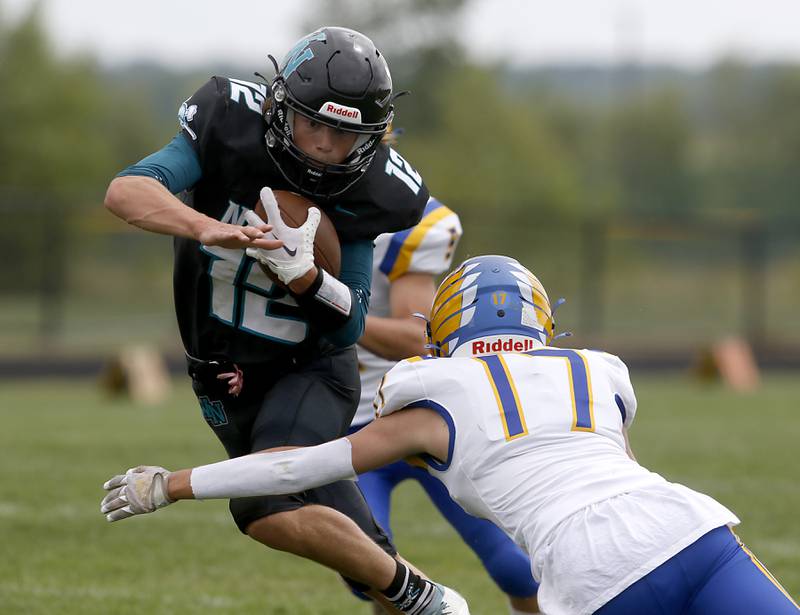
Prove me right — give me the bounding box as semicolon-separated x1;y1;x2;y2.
699;60;800;221
0;5;160;204
603;90;695;217
400;65;583;233
0;4;162;294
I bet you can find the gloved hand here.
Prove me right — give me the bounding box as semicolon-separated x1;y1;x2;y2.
100;465;174;522
246;187;320;285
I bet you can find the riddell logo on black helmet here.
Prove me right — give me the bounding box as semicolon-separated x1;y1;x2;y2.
320;101;362;123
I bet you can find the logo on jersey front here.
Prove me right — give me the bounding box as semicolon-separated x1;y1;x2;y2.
281;30;327;79
319;101;362;123
199;396;228;427
178;100;199;140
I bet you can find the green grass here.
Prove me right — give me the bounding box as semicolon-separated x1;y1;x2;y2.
0;374;798;613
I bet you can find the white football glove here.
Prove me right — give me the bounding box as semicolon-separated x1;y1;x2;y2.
100;465;174;522
246;187;320;285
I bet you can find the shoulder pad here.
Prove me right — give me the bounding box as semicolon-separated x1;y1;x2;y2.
178;76;267;171
586;350;638;428
327;145;429;242
378;197;462;281
374;356;438;418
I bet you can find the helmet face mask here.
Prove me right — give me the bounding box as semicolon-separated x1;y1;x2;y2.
428;255;556;358
264;27;394;199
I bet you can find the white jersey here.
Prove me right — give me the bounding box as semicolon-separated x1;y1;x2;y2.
353;197;462;427
374;349;739;615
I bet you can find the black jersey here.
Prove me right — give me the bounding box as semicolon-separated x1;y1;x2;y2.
173;76;429;364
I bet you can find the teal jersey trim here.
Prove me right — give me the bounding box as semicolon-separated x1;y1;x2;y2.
324;239;373;348
117;133;201;194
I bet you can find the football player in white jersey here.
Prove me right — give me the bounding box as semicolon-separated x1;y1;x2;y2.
353;199;540;614
102;255;799;615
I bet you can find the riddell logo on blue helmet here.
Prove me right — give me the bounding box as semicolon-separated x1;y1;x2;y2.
430;255;555;358
471;336;541;355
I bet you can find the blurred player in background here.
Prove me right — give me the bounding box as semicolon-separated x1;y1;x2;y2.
103;26;467;614
352;181;540;614
103;254;799;615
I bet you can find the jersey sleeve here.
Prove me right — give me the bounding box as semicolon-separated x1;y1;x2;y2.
595;351;638;428
116;133;202;194
377;198;463;281
373;357;430;418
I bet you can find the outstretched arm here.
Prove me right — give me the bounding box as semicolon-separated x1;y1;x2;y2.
100;407;450;522
347;407;449;473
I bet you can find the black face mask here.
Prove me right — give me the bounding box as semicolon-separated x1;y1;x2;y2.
264;92;385;199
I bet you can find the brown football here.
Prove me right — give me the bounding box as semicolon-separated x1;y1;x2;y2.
253;190;341;278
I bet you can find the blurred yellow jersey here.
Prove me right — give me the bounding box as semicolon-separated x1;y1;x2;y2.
375;349;738;614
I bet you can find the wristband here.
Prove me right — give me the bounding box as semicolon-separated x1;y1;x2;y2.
300;269;352;317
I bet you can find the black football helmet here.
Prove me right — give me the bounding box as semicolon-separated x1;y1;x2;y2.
263;27;394;199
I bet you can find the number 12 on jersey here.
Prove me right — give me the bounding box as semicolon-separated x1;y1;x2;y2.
385;148;422;194
475;349;595;441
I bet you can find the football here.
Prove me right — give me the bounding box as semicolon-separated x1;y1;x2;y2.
253;190;341;278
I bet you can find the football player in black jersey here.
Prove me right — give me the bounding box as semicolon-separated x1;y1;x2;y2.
104;27;467;615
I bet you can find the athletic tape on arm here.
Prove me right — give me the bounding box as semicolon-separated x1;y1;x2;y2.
313;269;352;315
190;438;356;500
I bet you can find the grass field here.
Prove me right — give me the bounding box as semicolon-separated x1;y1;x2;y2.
1;373;798;614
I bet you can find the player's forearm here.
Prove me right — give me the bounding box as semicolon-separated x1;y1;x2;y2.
313;239;372;347
173;439;357;500
104;176;213;240
292;268;364;345
359;315;427;360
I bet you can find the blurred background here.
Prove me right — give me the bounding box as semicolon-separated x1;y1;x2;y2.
1;1;798;613
2;0;800;368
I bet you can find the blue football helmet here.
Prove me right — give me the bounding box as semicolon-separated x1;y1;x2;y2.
428;255;555;357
